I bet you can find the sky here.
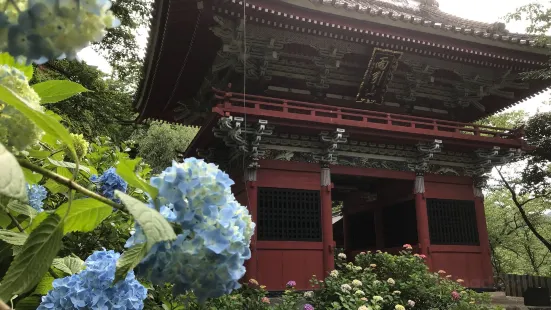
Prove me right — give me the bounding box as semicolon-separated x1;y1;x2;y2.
77;0;551;115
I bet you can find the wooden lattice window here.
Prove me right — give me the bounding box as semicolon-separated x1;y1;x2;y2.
257;188;321;242
427;199;480;246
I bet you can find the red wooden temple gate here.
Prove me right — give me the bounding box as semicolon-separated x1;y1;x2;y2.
135;0;550;291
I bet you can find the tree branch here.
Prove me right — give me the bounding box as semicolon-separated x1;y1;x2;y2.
17;159;126;212
497;168;551;252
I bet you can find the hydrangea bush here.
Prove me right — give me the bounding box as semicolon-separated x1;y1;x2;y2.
0;31;255;307
38;250;147;309
305;246;500;310
126;159;255;302
1;0;120;64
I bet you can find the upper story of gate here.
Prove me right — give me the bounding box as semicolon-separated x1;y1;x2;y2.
135;0;551;149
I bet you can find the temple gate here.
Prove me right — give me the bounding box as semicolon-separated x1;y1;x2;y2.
134;0;551;291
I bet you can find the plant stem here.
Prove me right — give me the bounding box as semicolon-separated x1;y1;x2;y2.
6;213;24;233
17;159;126;212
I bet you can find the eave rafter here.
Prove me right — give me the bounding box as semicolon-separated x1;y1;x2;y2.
209;16;532;116
207;119;526;178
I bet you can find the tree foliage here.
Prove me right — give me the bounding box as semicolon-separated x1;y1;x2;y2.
31;61;137;143
506;3;551;80
94;0;153;87
132;122;199;173
485;188;551;276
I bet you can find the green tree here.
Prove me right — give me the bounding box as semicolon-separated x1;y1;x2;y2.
32;61;137;143
93;0;152;87
506;3;551;80
133;122;199;173
485;188;551;276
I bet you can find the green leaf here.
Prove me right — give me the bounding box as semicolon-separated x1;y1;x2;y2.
0;214;63;300
11;245;22;256
0;142;28;202
52;256;85;275
51;258;72;275
22;168;43;184
33;273;54;295
0;230;27;246
116;157;158;199
47;158;91;174
114;242;147;283
0;85;78;162
55;198;112;235
115;191;176;250
32;80;89;104
15;296;41;310
0;52;33;80
0;211;11;227
26;212;48;232
5;200;37;219
27;149;51;159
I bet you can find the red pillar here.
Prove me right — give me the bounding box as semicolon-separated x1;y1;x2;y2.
414;173;432;269
475;196;494;287
244;171;258;281
321;166;334;275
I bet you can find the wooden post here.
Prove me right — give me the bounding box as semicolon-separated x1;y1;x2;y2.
321;165;334;275
475;195;494;287
343;206;350;254
473;176;494;287
374;207;385;249
414;172;432;269
245;167;258;281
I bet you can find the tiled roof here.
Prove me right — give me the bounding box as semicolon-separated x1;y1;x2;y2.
313;0;542;48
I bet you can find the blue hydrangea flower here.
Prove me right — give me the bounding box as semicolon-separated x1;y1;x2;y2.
1;0;120;64
125;158;255;302
26;184;47;212
91;167;127;202
38;250;147;310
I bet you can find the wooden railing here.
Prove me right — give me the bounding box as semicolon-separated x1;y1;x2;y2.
212;88;524;141
500;273;551;297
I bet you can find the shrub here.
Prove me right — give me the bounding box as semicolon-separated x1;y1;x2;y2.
306;245;499;310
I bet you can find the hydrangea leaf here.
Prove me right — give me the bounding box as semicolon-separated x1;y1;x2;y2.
4;200;37;219
27;150;51;159
46;158;92;174
0;85;78;163
32;80;89;104
22;168;43;185
0;230;27;246
53;199;112;235
11;245;22;256
32;273;55;295
52;256;85;275
115;191;176;250
114;242;147;284
116;157;159;199
14;296;41;310
0;53;33;80
0;214;64;300
26;212;49;233
51;258;73;275
0;142;28;202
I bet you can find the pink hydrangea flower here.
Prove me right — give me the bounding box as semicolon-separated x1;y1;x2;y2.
451;291;461;301
262;297;270;304
286;280;296;288
403;244;413;250
304;304;315;310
